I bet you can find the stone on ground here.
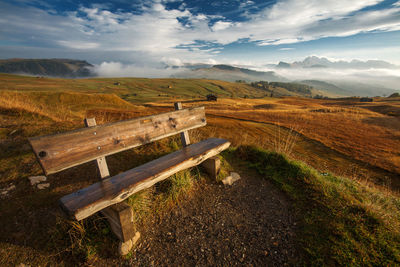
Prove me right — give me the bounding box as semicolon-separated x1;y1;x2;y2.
119;231;140;256
0;184;16;196
132;231;141;245
222;172;241;185
37;183;50;190
28;176;47;185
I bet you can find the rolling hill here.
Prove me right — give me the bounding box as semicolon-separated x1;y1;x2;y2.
0;58;93;77
173;64;287;82
0;73;325;101
299;80;351;96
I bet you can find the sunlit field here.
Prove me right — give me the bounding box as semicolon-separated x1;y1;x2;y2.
1;74;400;265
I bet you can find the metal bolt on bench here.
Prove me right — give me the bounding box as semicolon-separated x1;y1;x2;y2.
29;102;230;255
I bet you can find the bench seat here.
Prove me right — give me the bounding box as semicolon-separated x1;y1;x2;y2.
60;138;230;221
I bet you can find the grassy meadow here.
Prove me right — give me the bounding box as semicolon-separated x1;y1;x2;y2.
0;73;400;265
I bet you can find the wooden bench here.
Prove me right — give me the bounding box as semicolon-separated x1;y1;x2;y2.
29;102;230;254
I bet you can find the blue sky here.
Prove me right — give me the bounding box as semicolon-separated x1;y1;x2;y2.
0;0;400;67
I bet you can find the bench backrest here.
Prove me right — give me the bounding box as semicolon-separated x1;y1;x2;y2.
29;106;206;175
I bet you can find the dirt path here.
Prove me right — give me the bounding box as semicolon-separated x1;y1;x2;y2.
127;170;300;266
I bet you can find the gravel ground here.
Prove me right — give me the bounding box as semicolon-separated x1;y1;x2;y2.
128;170;301;266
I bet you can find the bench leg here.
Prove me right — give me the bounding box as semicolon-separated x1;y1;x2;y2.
101;202;139;255
201;156;221;180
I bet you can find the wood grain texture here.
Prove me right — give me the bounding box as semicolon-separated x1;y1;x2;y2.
29;107;206;175
101;202;135;242
174;102;190;147
202;156;221;179
85;118;135;242
84;118;110;179
60;138;230;221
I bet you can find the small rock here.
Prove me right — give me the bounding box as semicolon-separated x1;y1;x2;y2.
6;184;16;191
222;176;233;185
230;172;241;182
29;176;47;185
132;231;141;245
0;184;16;196
221;172;241;185
37;183;50;190
119;239;133;256
119;231;141;255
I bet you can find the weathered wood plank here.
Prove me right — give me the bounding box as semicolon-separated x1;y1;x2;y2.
84;118;110;179
101;202;135;242
202;156;221;179
174;102;190;147
60;138;230;221
85;118;137;243
29;107;206;175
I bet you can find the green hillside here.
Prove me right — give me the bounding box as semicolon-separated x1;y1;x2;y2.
0;73;272;102
299;80;351;96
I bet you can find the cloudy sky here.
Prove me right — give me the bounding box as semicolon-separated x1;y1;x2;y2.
0;0;400;68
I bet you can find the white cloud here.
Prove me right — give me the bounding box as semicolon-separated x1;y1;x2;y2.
239;0;255;8
1;0;400;67
212;21;233;31
58;40;100;49
92;61;183;77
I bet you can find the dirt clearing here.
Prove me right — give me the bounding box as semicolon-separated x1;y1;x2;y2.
125;169;300;266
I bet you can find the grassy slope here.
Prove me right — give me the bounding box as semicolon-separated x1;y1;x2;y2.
233;146;400;265
0;73;269;102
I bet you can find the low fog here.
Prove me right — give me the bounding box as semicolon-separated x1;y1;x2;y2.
266;66;400;91
91;62;183;78
91;60;400;94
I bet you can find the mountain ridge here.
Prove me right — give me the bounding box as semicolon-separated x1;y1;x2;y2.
172;64;288;82
276;56;399;69
0;58;93;77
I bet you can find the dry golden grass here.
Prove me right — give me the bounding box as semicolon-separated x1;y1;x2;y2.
152;97;400;177
1;79;400;265
0;90;137;122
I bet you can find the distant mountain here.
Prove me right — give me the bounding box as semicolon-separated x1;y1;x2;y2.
299;79;398;97
299;80;352;96
173;64;287;82
182;63;214;69
0;58;93;77
276;56;398;69
331;80;398;97
276;61;291;68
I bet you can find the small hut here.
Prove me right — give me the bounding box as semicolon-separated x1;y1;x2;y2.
206;94;217;101
360;97;373;102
